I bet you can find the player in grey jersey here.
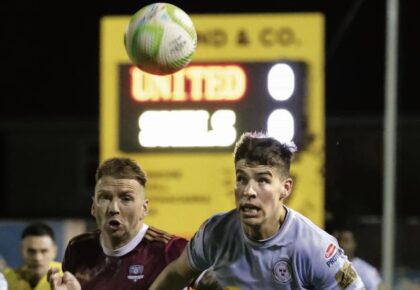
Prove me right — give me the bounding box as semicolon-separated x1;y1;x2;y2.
151;132;366;290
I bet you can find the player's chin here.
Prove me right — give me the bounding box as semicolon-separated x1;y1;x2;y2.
28;267;45;279
238;207;261;219
239;214;262;226
103;225;124;236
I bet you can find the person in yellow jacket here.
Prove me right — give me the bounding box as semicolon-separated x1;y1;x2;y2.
4;222;62;290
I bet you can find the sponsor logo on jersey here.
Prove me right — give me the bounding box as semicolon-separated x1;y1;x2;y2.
335;261;358;288
273;260;292;283
325;243;337;259
127;264;144;282
326;250;341;268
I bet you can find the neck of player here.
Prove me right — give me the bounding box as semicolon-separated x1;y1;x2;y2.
244;205;287;241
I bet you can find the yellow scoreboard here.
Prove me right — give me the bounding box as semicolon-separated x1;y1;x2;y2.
101;13;324;237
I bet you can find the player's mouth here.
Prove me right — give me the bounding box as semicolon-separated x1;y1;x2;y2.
108;220;121;230
240;204;260;217
28;264;42;271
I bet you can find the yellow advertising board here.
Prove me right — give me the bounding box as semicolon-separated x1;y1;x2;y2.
100;13;324;237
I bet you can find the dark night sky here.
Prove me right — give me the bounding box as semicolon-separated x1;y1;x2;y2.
1;0;419;121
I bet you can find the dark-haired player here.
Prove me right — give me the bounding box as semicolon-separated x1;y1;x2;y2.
4;222;62;290
151;132;366;289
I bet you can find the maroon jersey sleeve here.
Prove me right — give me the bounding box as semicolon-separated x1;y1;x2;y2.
63;231;102;272
164;236;189;264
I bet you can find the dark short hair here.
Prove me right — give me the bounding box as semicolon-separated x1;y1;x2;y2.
95;157;147;186
21;222;55;241
233;132;297;177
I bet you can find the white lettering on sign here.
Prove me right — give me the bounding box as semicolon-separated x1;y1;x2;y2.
138;109;237;147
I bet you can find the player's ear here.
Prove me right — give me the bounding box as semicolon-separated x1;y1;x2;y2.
142;199;149;218
280;178;293;200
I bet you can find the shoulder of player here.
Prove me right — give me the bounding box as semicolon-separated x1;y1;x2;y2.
166;235;189;249
2;267;19;280
3;266;27;282
199;209;238;233
291;210;333;242
143;226;188;246
67;229;100;247
286;209;337;257
138;232;188;261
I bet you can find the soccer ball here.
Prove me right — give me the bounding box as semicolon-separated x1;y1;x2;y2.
124;2;197;75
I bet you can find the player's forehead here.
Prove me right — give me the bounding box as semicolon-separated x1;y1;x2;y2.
95;176;143;193
235;159;278;176
22;235;55;249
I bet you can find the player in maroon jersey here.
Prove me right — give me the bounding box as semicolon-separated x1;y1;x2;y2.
48;157;191;290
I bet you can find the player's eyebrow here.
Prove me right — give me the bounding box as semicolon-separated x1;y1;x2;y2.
118;190;135;196
235;168;247;175
96;189;109;194
235;169;273;177
96;190;112;196
255;171;273;177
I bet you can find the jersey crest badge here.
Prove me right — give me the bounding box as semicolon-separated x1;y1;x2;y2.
335;261;358;288
127;264;144;282
273;260;292;283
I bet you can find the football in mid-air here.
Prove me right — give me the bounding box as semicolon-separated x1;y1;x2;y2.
124;2;197;75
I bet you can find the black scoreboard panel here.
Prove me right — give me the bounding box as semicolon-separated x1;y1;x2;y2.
119;61;307;152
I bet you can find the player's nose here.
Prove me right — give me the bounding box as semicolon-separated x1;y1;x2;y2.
107;198;120;214
243;180;257;198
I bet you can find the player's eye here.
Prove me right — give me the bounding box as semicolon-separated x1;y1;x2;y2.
236;175;247;184
27;249;36;255
97;194;111;201
96;194;112;205
121;195;134;202
258;177;270;184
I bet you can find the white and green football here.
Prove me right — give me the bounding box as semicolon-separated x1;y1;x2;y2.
124;2;197;75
